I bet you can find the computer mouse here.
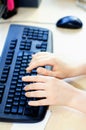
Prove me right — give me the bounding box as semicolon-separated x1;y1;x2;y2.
56;16;83;29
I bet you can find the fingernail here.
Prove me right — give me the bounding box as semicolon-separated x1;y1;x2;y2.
32;54;35;57
26;67;30;71
25;92;28;97
22;76;26;81
26;68;28;72
23;86;26;89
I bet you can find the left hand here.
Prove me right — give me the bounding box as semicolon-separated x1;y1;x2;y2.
26;52;77;79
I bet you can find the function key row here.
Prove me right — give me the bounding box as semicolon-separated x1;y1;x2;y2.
0;85;5;104
0;66;10;83
0;66;10;103
5;39;17;65
0;39;17;104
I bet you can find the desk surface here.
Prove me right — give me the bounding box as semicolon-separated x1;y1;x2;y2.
0;0;86;130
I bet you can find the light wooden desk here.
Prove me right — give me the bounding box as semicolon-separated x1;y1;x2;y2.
0;0;86;130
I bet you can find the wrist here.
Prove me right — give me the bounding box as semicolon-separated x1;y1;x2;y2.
68;88;86;114
59;82;78;107
68;64;86;77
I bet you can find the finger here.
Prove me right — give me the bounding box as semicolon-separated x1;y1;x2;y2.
31;52;46;60
37;67;58;77
26;58;54;72
25;90;46;98
28;99;49;106
22;75;47;83
32;52;49;58
27;52;53;71
28;55;47;66
24;83;45;91
28;52;48;66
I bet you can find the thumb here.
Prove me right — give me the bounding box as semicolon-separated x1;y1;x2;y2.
37;67;56;77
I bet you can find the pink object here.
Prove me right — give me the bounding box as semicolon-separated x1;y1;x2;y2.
7;0;15;11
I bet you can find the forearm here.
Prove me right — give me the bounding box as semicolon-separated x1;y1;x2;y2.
67;86;86;114
69;64;86;77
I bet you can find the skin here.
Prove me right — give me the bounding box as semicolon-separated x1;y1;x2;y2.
26;52;86;79
22;52;86;114
22;75;78;106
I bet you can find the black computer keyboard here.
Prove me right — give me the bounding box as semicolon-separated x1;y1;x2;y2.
0;24;53;123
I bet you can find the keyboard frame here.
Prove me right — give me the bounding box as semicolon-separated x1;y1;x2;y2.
0;24;53;123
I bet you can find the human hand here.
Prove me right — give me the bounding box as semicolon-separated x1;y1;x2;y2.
26;52;76;79
22;75;76;106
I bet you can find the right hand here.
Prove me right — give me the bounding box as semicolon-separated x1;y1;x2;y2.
22;75;77;106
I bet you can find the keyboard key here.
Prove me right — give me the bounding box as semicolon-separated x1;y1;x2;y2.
11;106;18;114
18;106;24;114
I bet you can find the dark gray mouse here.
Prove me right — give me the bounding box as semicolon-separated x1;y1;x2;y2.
56;16;83;29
